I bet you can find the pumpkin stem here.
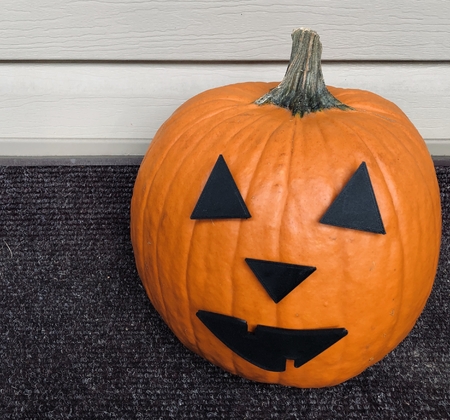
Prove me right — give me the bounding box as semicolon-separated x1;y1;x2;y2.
255;28;351;117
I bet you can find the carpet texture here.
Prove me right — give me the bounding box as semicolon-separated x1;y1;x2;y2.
0;165;449;419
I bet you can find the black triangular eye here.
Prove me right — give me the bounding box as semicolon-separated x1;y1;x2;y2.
320;162;385;234
191;155;251;220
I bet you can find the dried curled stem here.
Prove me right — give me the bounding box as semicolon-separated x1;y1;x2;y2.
255;28;351;117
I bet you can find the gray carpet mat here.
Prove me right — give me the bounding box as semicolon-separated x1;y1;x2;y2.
0;165;449;419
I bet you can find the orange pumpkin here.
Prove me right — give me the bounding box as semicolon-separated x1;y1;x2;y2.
130;28;441;388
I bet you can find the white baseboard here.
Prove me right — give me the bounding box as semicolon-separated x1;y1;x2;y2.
1;138;448;161
0;138;150;157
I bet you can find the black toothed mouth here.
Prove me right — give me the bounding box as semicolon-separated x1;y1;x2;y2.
197;310;348;372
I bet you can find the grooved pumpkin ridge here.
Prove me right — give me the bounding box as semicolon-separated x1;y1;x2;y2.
162;107;268;342
137;102;246;322
331;114;406;358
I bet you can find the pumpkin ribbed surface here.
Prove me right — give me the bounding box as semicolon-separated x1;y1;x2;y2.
130;81;441;388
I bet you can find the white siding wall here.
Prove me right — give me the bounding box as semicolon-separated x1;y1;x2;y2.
0;1;449;156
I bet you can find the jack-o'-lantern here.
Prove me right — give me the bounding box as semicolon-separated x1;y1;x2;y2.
130;28;441;388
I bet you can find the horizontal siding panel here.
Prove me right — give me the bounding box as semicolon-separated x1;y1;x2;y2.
0;0;449;61
0;62;448;156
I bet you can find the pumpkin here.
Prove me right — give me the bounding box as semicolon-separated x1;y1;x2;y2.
130;28;441;388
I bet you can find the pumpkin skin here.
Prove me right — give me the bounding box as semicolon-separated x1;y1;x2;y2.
130;33;441;388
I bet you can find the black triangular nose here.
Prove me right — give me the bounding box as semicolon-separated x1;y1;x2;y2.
245;258;316;303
